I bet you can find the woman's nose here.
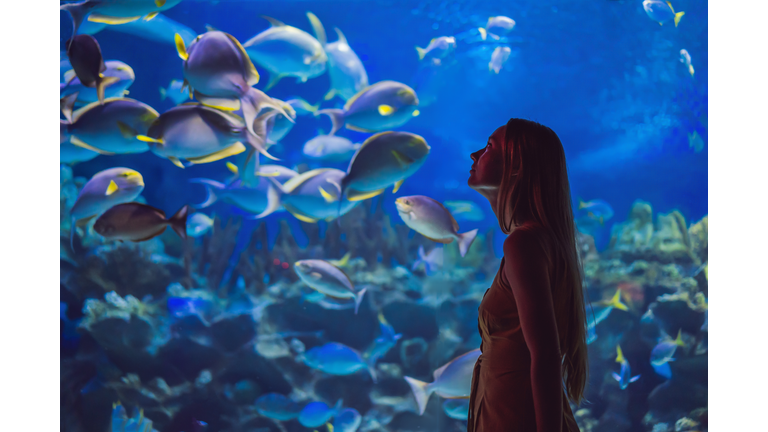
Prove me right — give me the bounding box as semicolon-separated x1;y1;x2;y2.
471;150;480;161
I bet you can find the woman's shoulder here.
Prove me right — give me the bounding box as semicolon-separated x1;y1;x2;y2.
503;222;550;252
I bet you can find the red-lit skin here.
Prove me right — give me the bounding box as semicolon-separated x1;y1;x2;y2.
467;124;566;432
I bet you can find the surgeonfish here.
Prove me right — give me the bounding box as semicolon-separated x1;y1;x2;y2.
159;79;192;105
396;195;479;257
60;0;184;36
316;81;420;135
489;46;511;74
363;313;403;364
303;134;361;163
403;348;481;415
94;203;188;242
412;245;444;275
186;212;214;237
299;399;343;428
680;49;695;77
612;345;641;390
478;16;516;41
97;13;197;47
333;407;362;432
243;16;327;90
266;168;360;222
61;60;135;105
255;393;303;421
442;399;470;420
444;200;486;222
650;329;686;366
301;342;377;381
642;0;685;27
339;131;430;203
577;198;614;225
587;289;629;329
60;95;159;155
415;36;457;64
307;12;369;101
63;35;121;104
294;259;368;314
263;98;308;145
137;103;277;169
189;170;289;218
69;167;145;248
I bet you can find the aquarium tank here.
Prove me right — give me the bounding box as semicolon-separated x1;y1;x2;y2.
59;0;708;431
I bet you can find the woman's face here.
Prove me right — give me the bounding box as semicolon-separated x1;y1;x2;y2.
468;125;505;190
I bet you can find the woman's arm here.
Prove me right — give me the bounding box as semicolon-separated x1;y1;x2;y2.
503;230;563;432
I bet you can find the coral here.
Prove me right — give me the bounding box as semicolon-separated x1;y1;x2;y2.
688;216;707;263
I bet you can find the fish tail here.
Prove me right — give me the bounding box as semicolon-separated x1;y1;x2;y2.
674;11;685;27
456;229;478;257
60;92;79;123
248;110;282;162
615;345;624;363
610;288;629;311
249;183;282;219
403;376;433;415
415;46;426;60
96;76;120;105
478;27;487;40
354;285;369;315
688;64;694;77
188;178;225;208
315;109;345;136
169;205;189;240
61;1;89;40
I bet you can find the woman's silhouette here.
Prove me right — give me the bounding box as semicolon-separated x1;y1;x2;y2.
467;118;588;432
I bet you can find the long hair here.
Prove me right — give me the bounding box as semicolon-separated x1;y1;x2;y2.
496;118;589;404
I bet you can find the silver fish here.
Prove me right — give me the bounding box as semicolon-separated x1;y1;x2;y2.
94;203;188;242
186;212;214;237
243;16;327;90
61;0;184;36
680;49;694;77
303;134;361;162
268;168;360;222
307;12;368;101
159;79;191;105
415;36;456;62
396;195;478;257
294;259;368;314
642;0;685;26
489;46;511;74
479;16;516;41
61;60;134;104
316;81;420;135
404;348;481;415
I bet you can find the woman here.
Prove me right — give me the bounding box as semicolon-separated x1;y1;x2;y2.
467;118;588;432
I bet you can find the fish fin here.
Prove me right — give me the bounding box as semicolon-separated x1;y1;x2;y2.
60;2;89;39
155;0;166;6
143;11;159;21
60;92;79;123
674;11;685;27
174;33;189;61
96;75;120;105
188;178;225;208
169;205;189;240
264;73;286;91
674;329;685;346
333;27;348;45
186;142;247;164
318;186;337;203
105;180;119;196
415;46;427;60
323;88;337;101
315;109;345;135
132;228;167;242
251;184;282;219
261;15;286;27
246;109;282;161
70;136;114;155
610;289;629;311
136;135;164;144
289;210;319;223
328;252;351;267
424;235;453;245
378;104;395;116
168;156;185;169
615;345;624;363
63;69;77;86
116;121;139;140
87;13;141;24
456;229;478;257
688;65;695;76
354;285;368;315
611;372;621;382
346;124;375;133
403;376;432;415
226;161;239;175
306;12;327;46
346;188;384;202
195;92;241;111
629;374;641;383
412;109;420;117
159;87;167;100
390;149;413;168
489;33;500;40
392;179;404;194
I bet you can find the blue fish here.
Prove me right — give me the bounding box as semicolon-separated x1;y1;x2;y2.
363;313;403;364
652;362;672;380
650;329;685;366
61;60;135;105
302;342;377;382
587;289;628;330
442;399;470;420
444;200;485;222
577;198;614;226
159;79;191;106
333;407;362;432
412;245;443;275
110;402;158;432
299;399;342;428
255;393;303;421
612;345;641;390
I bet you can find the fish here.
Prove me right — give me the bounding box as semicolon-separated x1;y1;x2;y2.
301;342;377;382
478;16;516;41
586;324;598;345
339;131;430;203
688;130;705;153
303;134;361;162
650;329;685;366
642;0;685;27
186;212;214;237
489;46;511;74
110;402;156;432
412;245;444;275
333;408;362;432
299;399;343;428
363;313;403;364
61;60;135;104
69;167;145;241
300;291;357;311
442;399;470;420
255;393;303;421
293;259;368;314
267;168;361;222
415;36;457;63
159;79;192;105
61;142;100;165
611;345;641;390
680;49;695;77
396;195;479;257
60;95;159;155
243;16;328;90
63;35;121;104
652;361;672;380
97;13;197;47
263;98;303;145
189;175;283;218
307;13;369;101
175;30;293;142
60;0;184;36
587;289;629;329
403;348;481;415
577;198;614;225
444;200;485;222
137;103;276;170
94;202;188;242
316;81;420;135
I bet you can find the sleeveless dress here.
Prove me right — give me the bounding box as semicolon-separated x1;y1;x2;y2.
467;256;579;432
